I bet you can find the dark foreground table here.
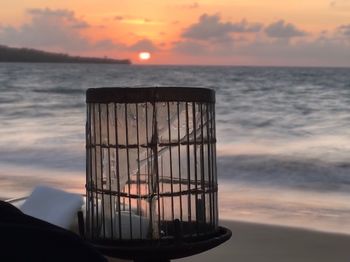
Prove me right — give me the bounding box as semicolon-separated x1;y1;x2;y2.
0;201;107;262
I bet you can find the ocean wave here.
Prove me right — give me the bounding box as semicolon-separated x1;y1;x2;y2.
0;147;84;172
218;155;350;192
33;87;84;94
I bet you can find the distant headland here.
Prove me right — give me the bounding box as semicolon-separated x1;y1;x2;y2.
0;45;131;64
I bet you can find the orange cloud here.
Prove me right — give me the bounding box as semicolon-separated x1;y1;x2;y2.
182;14;262;41
0;8;91;51
265;20;307;38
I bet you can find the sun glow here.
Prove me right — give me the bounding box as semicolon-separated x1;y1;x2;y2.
139;52;151;61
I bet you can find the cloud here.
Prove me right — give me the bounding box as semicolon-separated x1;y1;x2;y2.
28;8;73;17
173;15;350;66
114;16;124;21
189;2;200;9
330;0;350;8
27;8;90;29
0;8;159;56
338;24;350;36
174;34;350;66
265;20;307;38
128;39;158;52
183;2;200;9
94;39;125;50
93;38;158;53
182;14;262;41
172;41;207;55
239;36;350;66
114;15;161;25
0;8;91;51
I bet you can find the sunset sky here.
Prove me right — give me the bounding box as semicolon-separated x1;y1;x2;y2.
1;0;350;66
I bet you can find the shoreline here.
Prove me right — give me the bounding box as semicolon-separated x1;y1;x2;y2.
107;220;350;262
175;220;350;262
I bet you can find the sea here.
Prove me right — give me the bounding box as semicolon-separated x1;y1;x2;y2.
1;63;350;234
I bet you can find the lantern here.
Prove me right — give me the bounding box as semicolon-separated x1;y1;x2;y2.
84;87;231;261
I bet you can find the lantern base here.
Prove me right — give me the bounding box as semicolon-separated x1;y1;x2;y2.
134;258;169;262
91;226;231;261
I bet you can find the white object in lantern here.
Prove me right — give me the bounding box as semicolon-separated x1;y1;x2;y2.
103;211;149;239
20;186;84;230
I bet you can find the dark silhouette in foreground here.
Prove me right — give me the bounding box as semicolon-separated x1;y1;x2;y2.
0;201;107;262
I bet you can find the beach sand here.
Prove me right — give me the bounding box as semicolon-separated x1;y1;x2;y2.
108;220;350;262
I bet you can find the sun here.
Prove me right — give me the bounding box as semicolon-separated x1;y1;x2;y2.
139;52;151;61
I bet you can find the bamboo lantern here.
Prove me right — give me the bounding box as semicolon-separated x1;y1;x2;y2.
85;87;231;261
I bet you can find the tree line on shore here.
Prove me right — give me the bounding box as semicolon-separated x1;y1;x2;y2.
0;45;131;64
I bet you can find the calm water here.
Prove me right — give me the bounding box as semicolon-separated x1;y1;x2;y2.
1;63;350;234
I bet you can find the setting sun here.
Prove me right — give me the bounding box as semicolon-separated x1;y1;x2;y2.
139;52;151;61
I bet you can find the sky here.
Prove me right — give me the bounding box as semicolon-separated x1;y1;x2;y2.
0;0;350;66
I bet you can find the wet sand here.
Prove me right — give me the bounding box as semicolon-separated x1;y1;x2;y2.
108;220;350;262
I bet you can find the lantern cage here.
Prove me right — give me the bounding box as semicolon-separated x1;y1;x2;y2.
84;87;231;261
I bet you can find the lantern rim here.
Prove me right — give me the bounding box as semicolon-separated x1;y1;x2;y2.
91;226;231;260
86;87;215;103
